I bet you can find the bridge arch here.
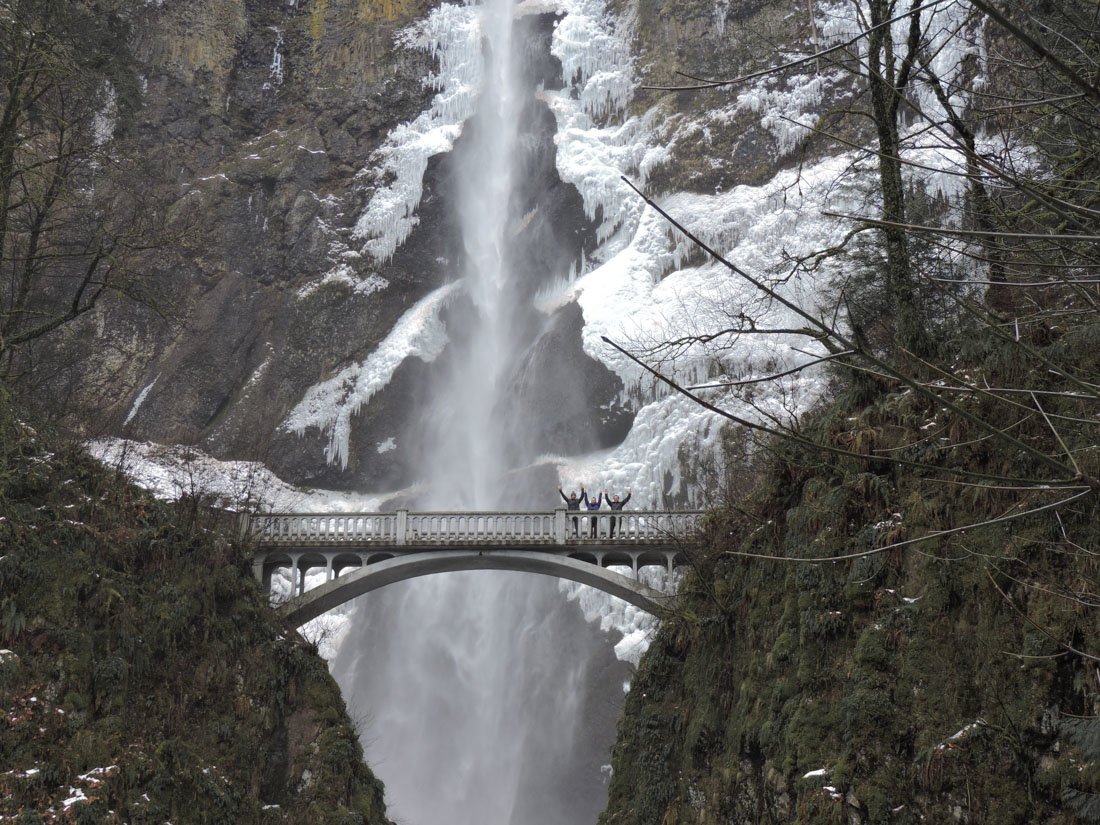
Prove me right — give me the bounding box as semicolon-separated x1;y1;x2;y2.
277;550;674;626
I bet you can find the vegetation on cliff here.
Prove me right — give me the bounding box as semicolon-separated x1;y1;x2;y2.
0;389;391;824
602;3;1100;820
600;317;1100;823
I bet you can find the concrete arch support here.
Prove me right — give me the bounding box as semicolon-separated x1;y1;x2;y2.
279;550;675;626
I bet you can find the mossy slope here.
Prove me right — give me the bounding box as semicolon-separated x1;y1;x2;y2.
0;392;391;824
601;332;1100;824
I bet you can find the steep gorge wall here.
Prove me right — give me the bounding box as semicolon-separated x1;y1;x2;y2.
33;0;442;487
24;0;635;495
0;391;394;823
599;384;1100;824
22;0;838;502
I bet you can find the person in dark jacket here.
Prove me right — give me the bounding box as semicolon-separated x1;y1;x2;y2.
582;489;604;538
557;483;582;537
604;489;632;539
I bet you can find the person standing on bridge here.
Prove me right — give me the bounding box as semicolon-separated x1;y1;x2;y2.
557;483;583;537
582;488;604;538
604;489;632;539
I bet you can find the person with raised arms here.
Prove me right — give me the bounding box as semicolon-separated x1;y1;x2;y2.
557;483;583;537
582;488;604;538
604;489;632;539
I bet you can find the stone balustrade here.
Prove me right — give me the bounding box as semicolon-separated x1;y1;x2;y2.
247;509;704;547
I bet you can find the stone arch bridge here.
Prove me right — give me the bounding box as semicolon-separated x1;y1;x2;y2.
247;509;704;626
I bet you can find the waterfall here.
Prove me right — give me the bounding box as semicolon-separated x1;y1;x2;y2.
330;2;631;822
426;0;520;506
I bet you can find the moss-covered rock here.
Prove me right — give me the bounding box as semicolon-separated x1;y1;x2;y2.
0;389;392;824
601;330;1100;824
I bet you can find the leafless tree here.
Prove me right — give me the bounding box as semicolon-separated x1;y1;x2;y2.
0;0;163;368
627;0;1100;624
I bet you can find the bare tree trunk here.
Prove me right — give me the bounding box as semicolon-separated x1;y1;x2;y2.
865;0;934;358
918;55;1013;314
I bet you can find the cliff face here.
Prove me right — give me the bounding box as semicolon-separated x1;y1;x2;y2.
15;0;842;499
34;0;441;488
19;0;635;495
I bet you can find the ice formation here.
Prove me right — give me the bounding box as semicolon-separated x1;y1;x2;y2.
91;81;118;146
283;281;460;468
123;375;159;427
352;3;484;263
268;27;285;87
545;0;984;650
295;265;388;300
86;437;385;512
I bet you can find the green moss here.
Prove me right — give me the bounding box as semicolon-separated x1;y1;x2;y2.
0;389;391;824
600;327;1100;824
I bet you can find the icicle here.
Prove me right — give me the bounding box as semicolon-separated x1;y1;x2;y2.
282;282;461;468
352;4;484;263
268;28;285;87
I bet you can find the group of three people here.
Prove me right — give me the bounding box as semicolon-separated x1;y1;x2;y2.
557;484;632;539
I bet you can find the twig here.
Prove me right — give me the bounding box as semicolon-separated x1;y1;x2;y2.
619;176;1078;479
686;350;854;390
723;489;1091;564
603;334;1077;488
1030;391;1081;474
985;568;1100;663
825;211;1100;242
643;0;951;91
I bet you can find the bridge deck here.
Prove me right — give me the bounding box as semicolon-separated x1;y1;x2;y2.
246;510;703;612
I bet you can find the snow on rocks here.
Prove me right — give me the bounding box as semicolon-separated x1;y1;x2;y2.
550;0;635;119
85;438;384;513
123;374;160;427
937;719;987;750
296;265;388;300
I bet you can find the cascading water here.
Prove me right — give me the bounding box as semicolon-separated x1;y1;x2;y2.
427;0;520;506
330;2;631;823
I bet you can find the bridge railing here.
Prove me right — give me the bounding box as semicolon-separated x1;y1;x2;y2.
407;512;558;543
248;513;399;544
248;509;703;546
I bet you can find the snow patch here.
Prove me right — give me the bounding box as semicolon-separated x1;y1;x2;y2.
86;438;385;512
296;266;389;299
92;82;118;146
123;375;160;427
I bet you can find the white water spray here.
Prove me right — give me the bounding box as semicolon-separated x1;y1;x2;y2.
429;0;522;507
331;2;630;823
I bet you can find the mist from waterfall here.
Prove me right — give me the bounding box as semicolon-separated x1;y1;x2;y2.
330;2;630;823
